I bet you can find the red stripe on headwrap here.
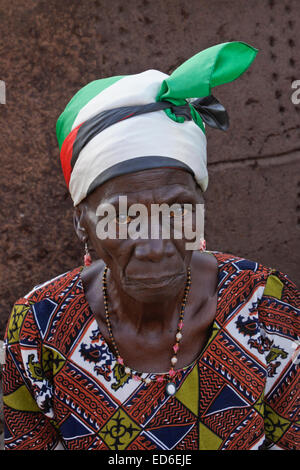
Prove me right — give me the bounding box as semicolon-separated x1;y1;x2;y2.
60;123;84;188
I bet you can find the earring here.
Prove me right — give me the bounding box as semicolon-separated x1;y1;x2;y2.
199;239;206;252
84;241;92;266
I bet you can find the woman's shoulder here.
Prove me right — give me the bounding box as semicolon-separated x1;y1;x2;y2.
208;250;298;290
215;251;298;327
7;266;83;327
5;265;84;347
209;250;270;275
199;250;298;318
18;265;83;305
193;250;272;293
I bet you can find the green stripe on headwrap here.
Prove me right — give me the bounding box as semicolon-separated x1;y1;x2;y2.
56;75;124;150
156;41;258;129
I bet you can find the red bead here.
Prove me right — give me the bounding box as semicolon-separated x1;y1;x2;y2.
84;253;92;266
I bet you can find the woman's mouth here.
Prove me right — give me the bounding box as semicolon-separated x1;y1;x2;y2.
124;272;185;289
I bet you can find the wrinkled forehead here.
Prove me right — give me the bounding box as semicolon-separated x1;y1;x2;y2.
81;167;202;208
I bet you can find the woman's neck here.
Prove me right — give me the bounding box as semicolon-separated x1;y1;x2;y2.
106;268;187;335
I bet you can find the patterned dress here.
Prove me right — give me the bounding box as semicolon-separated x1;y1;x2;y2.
2;252;299;450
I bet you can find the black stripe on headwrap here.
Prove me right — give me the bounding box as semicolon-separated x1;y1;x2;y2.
71;95;229;170
86;156;195;198
71;102;172;169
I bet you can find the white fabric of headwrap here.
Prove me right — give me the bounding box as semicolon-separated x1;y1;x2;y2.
69;70;207;206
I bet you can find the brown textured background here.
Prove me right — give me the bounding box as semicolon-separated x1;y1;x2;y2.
0;0;300;342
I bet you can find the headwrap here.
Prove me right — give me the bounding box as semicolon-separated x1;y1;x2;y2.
56;41;258;206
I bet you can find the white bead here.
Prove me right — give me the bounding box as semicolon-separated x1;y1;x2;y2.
125;367;131;374
171;357;178;365
176;332;182;341
166;382;176;396
145;378;151;384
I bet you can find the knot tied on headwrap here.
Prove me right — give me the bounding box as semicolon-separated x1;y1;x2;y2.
56;41;258;206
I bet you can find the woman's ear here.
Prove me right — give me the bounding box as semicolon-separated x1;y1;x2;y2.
73;204;88;243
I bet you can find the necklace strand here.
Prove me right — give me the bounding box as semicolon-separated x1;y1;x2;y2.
102;266;191;393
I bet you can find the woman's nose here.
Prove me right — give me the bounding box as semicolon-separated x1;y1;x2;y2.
134;239;175;262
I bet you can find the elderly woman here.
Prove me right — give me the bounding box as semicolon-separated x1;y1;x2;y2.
3;42;299;451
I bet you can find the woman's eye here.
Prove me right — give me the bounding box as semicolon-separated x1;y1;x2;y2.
115;214;131;224
170;207;188;217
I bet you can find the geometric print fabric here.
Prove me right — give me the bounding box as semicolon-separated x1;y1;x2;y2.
3;252;300;450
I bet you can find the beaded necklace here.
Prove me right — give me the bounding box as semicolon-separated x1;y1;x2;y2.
102;265;191;396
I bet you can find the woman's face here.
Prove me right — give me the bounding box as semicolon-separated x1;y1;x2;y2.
74;167;204;303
